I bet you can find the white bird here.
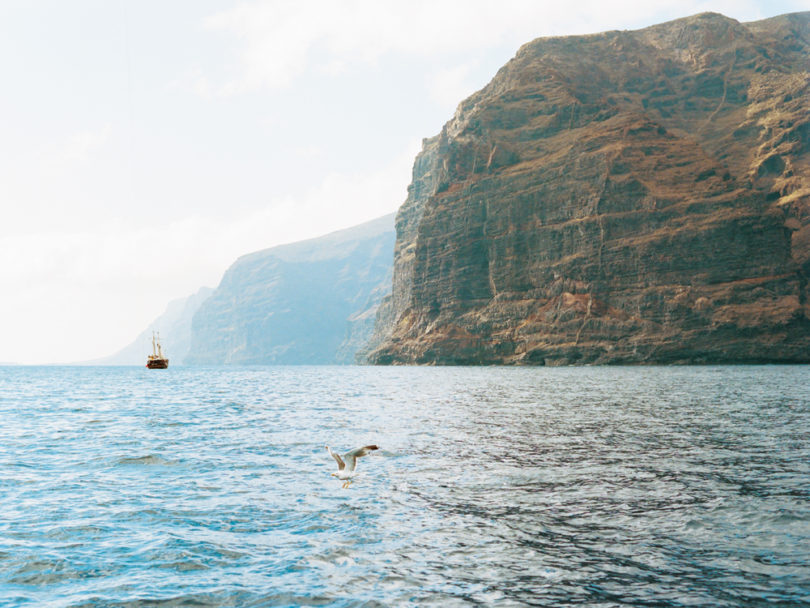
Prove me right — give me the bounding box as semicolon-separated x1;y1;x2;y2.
326;444;379;488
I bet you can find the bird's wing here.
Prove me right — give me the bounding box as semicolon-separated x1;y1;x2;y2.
326;446;345;471
343;445;379;472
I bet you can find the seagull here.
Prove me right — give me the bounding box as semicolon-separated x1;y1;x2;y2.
326;445;379;488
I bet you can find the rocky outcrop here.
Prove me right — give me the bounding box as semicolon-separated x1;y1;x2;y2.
186;214;394;365
368;12;810;365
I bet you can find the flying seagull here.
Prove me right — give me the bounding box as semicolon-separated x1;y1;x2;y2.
326;445;379;488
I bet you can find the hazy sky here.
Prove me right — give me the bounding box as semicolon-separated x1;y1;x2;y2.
0;0;805;364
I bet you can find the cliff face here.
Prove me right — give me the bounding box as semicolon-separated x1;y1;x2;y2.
368;12;810;365
186;214;394;365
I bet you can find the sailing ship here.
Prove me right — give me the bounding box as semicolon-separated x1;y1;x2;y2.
146;331;169;369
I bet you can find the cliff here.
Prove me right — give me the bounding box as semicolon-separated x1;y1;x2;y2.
367;12;810;365
88;286;214;365
185;214;394;365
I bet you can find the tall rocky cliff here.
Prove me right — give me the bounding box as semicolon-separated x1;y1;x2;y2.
186;214;394;365
367;12;810;365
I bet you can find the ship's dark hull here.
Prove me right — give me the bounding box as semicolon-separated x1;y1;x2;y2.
146;358;169;369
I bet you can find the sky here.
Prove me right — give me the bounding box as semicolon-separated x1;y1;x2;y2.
0;0;806;364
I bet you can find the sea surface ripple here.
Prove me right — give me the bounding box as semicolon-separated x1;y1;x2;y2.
0;365;808;607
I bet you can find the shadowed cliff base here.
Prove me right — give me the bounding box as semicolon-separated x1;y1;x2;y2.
366;11;810;365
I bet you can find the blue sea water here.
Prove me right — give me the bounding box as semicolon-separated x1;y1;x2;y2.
0;365;808;607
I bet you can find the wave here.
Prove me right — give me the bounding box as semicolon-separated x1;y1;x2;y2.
115;454;176;466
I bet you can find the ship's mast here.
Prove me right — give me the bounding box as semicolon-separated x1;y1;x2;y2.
152;332;157;357
157;333;163;358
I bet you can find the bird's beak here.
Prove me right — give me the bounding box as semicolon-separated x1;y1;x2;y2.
331;473;337;477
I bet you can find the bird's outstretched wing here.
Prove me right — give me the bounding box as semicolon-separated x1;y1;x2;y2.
343;445;379;472
326;446;345;471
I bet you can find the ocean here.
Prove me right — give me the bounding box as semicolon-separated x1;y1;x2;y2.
1;365;808;607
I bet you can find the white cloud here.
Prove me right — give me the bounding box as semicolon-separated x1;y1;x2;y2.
294;144;325;159
427;63;479;110
200;0;783;95
40;124;113;169
65;125;113;163
215;136;420;251
0;123;126;241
